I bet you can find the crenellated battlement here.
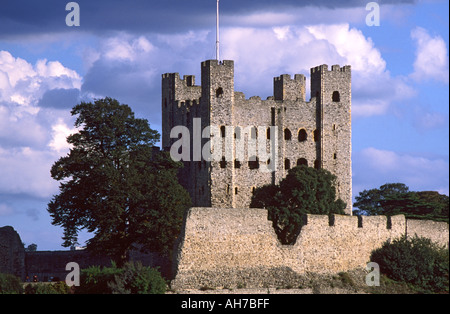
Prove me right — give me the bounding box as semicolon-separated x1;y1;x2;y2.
310;64;351;74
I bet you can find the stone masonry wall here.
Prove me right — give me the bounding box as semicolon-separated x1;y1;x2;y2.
171;207;449;290
0;226;25;279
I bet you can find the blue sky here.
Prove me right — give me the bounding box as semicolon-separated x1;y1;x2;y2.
1;0;448;250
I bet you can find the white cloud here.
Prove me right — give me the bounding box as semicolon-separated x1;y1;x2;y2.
218;24;416;117
0;146;60;199
354;147;449;195
0;50;82;109
0;51;81;201
410;26;449;83
102;34;155;62
48;118;77;153
307;24;386;75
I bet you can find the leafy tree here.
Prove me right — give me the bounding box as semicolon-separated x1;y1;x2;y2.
48;98;191;265
251;165;346;244
353;183;449;222
353;183;409;216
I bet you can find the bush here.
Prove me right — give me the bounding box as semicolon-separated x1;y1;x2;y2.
0;273;23;294
108;261;166;294
370;235;449;293
75;261;166;294
24;281;71;294
75;262;123;294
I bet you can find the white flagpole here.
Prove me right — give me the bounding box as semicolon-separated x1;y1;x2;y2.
216;0;220;61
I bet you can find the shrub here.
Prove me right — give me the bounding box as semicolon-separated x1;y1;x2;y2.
75;262;123;294
75;261;166;294
108;261;166;294
370;235;449;293
0;273;23;294
24;281;70;294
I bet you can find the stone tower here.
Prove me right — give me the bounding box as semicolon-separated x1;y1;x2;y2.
162;60;352;214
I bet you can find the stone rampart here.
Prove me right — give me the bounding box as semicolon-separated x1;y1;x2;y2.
0;226;25;279
171;207;449;289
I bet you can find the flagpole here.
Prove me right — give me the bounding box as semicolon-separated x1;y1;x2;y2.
216;0;220;61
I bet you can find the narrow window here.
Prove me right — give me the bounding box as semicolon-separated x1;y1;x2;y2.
271;107;275;125
266;128;270;140
285;158;291;170
235;187;238;195
220;156;226;168
333;153;337;160
314;129;320;142
216;87;224;97
234;159;241;169
332;91;340;102
314;159;321;169
248;156;259;169
220;125;226;138
284;128;292;140
298;129;307;142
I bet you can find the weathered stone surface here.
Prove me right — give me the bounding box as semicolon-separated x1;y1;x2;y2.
406;219;449;247
0;226;25;279
171;207;449;290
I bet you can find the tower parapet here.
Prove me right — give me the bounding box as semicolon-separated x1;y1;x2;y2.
273;74;306;101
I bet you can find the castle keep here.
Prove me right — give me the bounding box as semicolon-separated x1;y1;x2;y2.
162;60;352;214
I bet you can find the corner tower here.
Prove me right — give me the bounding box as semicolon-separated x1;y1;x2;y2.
311;64;352;214
200;60;235;208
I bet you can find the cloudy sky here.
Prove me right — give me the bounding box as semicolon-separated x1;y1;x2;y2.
1;0;448;250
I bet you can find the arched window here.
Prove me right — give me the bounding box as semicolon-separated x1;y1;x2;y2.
332;91;340;102
284;128;292;140
298;129;307;142
216;87;224;97
297;158;307;167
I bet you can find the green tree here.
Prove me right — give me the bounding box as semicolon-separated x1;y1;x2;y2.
353;183;449;222
25;243;37;252
251;165;346;244
48;98;191;265
353;183;409;216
